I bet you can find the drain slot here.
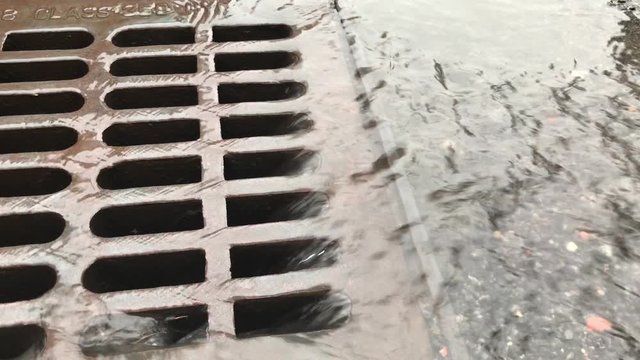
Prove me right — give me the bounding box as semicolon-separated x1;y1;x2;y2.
213;25;293;42
218;82;305;104
110;55;197;76
0;126;77;154
80;305;208;357
90;200;204;238
221;113;312;139
3;30;94;51
230;239;338;278
0;60;88;83
82;250;206;293
0;324;45;359
224;150;315;180
234;291;350;338
0;92;84;116
0;265;57;304
0;168;71;197
98;156;202;190
112;26;195;47
215;52;298;72
105;86;198;110
103;119;200;146
226;192;327;226
0;212;65;248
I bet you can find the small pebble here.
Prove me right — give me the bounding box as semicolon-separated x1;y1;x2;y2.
600;245;613;257
566;242;578;252
565;330;574;340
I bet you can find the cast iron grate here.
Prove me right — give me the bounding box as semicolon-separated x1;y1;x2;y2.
2;29;94;51
82;250;207;293
0;20;339;357
110;55;198;76
0;265;57;304
0;324;45;359
220;113;313;139
80;305;208;357
111;26;196;47
0;2;425;358
0;212;65;248
0;167;71;197
103;119;200;146
0;59;88;83
0;126;77;154
0;91;84;116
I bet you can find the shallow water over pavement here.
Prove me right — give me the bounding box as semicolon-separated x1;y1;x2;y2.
339;0;640;358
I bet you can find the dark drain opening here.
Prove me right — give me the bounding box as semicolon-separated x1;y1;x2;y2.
82;249;206;293
230;239;338;278
0;212;65;248
220;113;313;139
112;26;195;47
105;86;198;110
0;265;57;304
98;156;202;190
0;92;84;116
234;291;350;338
215;51;298;72
90;199;204;238
218;82;305;104
110;55;197;76
3;30;94;51
213;25;293;42
0;168;71;197
0;126;77;154
103;119;200;146
80;305;208;357
0;59;88;83
226;192;327;226
0;324;45;359
224;150;315;180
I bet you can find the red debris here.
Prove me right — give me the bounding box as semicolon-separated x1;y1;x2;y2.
439;346;449;357
586;315;613;333
578;231;592;241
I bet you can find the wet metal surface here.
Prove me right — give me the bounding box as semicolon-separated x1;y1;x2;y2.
341;0;640;358
0;0;432;359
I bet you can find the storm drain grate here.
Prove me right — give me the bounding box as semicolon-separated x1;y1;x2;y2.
233;290;350;338
90;200;205;238
0;167;71;197
103;119;200;146
0;59;88;83
80;304;208;357
230;238;339;278
0;324;45;359
0;91;84;116
0;212;65;247
82;250;207;293
220;113;313;139
0;126;77;154
0;265;57;304
0;1;431;359
2;29;94;51
110;55;198;76
104;85;199;109
111;26;196;47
